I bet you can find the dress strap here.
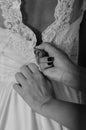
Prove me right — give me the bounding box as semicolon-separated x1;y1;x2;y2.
54;0;75;24
42;0;75;43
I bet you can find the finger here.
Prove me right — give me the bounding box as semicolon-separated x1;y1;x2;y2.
39;57;54;63
34;48;49;58
20;65;32;79
36;43;56;57
34;48;44;57
39;62;53;71
43;68;56;80
35;55;40;64
28;63;40;73
15;72;27;86
13;83;24;96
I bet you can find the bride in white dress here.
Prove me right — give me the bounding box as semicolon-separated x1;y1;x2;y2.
0;0;86;130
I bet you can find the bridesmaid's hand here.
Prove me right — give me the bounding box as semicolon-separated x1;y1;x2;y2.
35;42;76;82
13;63;53;114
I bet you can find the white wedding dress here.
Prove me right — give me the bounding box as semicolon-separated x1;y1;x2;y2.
0;0;86;130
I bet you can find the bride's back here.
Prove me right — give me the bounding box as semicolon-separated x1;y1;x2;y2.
22;0;57;32
22;0;83;32
0;0;84;32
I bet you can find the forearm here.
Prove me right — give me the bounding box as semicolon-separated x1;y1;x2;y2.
61;63;86;92
42;99;85;130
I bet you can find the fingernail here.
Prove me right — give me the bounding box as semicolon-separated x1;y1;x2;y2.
48;57;54;62
48;62;53;65
34;49;47;57
34;49;40;56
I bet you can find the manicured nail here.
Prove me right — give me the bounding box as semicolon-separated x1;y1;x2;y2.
48;62;53;65
34;49;41;56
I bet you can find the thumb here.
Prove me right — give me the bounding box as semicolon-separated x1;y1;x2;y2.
36;43;56;57
43;67;64;82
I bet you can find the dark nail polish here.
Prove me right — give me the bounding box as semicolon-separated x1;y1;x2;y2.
48;62;53;65
37;51;41;57
48;57;54;62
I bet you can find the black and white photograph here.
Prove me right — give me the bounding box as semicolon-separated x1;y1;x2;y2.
0;0;86;130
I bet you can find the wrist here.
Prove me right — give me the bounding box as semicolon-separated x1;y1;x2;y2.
41;97;55;117
61;64;79;90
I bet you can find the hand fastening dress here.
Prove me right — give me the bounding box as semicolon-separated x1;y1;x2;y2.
0;0;86;130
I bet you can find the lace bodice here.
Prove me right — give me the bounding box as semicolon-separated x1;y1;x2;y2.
0;0;86;82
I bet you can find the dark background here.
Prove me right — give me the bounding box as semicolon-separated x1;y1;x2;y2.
79;11;86;67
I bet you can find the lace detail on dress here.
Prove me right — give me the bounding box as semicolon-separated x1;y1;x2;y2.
0;0;22;31
54;0;75;24
0;0;36;46
42;0;77;57
0;0;85;82
0;1;84;130
0;0;37;60
0;28;37;81
42;0;75;42
0;0;84;60
42;0;84;63
0;0;37;81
